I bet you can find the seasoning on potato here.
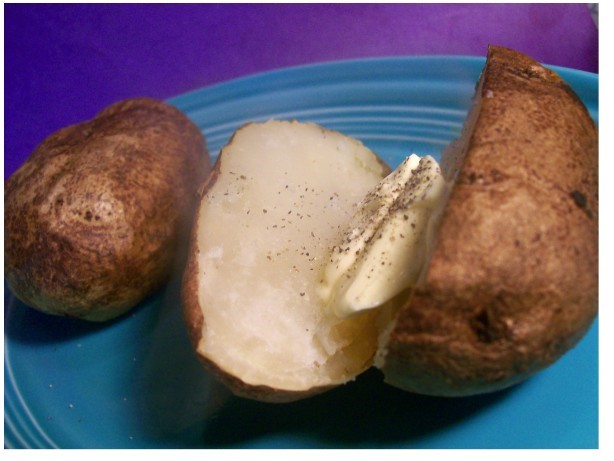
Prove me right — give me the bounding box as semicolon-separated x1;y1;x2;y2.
182;120;390;402
183;45;597;402
5;97;211;321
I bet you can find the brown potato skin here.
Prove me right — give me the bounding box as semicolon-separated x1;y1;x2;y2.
380;46;598;396
5;98;211;321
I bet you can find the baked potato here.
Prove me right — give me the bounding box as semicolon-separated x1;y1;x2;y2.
377;45;598;396
182;120;390;402
5;97;211;321
182;45;597;401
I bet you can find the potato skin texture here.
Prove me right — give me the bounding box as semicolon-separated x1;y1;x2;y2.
5;98;211;321
380;46;598;396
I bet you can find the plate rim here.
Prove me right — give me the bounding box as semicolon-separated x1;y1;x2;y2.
168;54;598;109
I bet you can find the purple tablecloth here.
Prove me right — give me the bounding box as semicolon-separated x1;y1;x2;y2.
4;3;598;180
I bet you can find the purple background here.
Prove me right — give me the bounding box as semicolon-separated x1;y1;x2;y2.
4;3;598;180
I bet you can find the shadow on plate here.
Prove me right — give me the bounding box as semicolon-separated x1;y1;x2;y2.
133;276;517;449
3;239;195;345
197;370;517;448
4;276;518;448
3;281;159;344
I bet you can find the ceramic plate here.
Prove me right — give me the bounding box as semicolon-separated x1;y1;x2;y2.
4;57;598;449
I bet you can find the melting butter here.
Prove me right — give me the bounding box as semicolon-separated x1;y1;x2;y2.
318;154;448;318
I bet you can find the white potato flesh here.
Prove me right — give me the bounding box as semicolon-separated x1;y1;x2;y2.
195;120;388;391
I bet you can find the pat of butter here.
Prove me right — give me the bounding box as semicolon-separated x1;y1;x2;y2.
318;154;447;318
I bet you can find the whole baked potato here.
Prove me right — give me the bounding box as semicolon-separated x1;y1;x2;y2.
5;98;211;321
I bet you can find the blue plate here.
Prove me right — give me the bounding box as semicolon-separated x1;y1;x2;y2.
4;57;598;449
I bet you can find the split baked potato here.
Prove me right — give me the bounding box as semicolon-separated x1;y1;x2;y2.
182;120;391;401
182;46;597;401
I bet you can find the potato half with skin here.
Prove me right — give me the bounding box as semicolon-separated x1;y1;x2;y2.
5;98;211;321
182;120;390;402
376;45;598;396
184;46;597;401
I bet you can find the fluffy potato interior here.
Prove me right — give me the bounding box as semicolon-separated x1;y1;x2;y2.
195;120;388;391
